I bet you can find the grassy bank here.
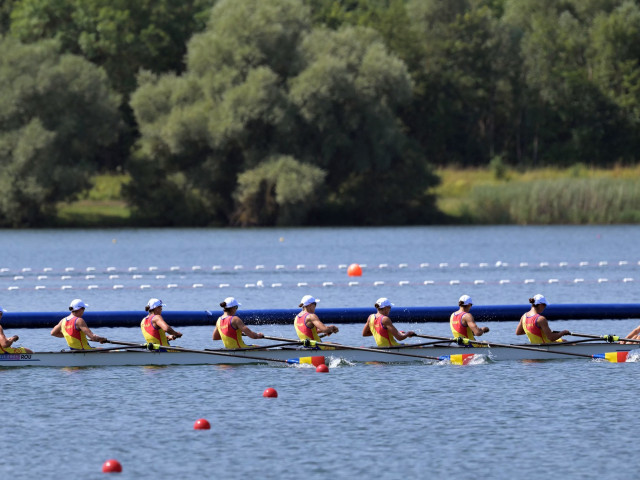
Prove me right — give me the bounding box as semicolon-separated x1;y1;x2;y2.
57;166;640;226
434;164;640;224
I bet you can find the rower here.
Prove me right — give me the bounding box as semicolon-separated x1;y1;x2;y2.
621;324;640;344
141;298;182;348
294;295;338;349
516;294;569;344
212;297;263;348
450;295;489;346
51;299;107;350
0;306;33;354
362;297;415;347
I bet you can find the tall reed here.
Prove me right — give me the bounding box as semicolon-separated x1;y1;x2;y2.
465;178;640;224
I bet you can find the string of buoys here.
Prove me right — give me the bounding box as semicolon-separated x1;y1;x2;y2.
1;259;638;277
1;276;635;292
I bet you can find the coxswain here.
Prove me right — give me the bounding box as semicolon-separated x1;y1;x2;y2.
450;295;489;345
516;294;569;343
141;298;182;347
294;295;338;349
0;307;33;354
362;297;415;347
212;297;263;348
51;299;107;350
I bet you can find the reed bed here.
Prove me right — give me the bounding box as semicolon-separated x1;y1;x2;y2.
464;178;640;224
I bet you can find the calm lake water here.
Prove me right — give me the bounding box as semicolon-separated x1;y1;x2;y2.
2;226;640;479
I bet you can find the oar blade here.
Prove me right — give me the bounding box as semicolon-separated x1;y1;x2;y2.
286;356;326;366
440;353;476;365
592;351;629;363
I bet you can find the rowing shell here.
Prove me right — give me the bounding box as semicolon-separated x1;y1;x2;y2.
1;342;639;367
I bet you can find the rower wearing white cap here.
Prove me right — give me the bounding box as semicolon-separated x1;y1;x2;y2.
51;299;107;350
141;298;182;347
516;294;569;344
213;297;263;349
450;295;489;344
0;307;33;354
362;298;415;347
294;295;338;349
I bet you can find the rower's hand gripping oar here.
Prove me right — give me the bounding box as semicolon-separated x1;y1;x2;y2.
102;339;326;366
414;334;634;363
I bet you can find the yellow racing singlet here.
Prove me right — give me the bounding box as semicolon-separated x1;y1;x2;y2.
216;316;250;349
294;312;333;350
368;314;399;347
61;316;93;350
141;314;170;346
522;313;561;344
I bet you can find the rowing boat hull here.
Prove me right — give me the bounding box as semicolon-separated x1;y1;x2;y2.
1;342;638;367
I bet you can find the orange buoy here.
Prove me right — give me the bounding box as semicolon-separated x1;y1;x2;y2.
316;364;329;373
347;263;362;276
263;387;278;398
102;459;122;473
194;418;211;430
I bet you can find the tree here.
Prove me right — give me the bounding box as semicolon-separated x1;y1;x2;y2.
0;37;121;226
128;0;439;226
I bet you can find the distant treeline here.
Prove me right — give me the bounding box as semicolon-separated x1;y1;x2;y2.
1;0;639;227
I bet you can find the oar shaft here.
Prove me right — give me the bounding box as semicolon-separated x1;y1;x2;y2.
413;334;597;359
568;332;640;344
104;340;293;364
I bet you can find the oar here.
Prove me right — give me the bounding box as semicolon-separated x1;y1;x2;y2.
413;334;633;363
567;332;640;344
260;335;478;365
64;345;150;353
103;339;325;366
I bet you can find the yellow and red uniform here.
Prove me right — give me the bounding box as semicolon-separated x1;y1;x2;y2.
450;311;475;340
368;314;399;347
141;314;169;347
294;312;332;350
522;313;559;344
216;315;250;349
0;345;28;354
61;315;93;350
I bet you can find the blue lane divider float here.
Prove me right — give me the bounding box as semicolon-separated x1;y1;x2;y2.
3;304;640;329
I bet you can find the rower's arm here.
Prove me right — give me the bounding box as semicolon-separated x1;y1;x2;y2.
238;318;264;339
76;318;107;343
515;318;525;336
383;317;414;341
212;326;221;341
538;317;569;342
310;315;338;335
50;322;64;338
362;317;372;337
154;315;182;338
465;314;489;336
0;325;17;348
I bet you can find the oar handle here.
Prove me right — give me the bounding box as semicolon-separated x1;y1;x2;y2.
567;332;636;343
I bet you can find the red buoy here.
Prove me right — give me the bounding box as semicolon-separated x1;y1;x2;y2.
316;364;329;373
347;263;362;276
102;459;122;473
263;387;278;398
194;418;211;430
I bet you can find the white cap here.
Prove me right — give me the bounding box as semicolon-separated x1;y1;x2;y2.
300;295;319;306
69;299;88;311
459;295;473;305
223;297;240;308
0;306;5;314
376;297;394;308
532;294;548;305
147;298;166;310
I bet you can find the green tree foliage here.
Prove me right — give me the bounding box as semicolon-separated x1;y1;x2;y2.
234;156;326;226
128;0;439;226
0;37;121;226
9;0;215;95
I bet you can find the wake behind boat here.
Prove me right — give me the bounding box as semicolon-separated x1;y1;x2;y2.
1;341;639;367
